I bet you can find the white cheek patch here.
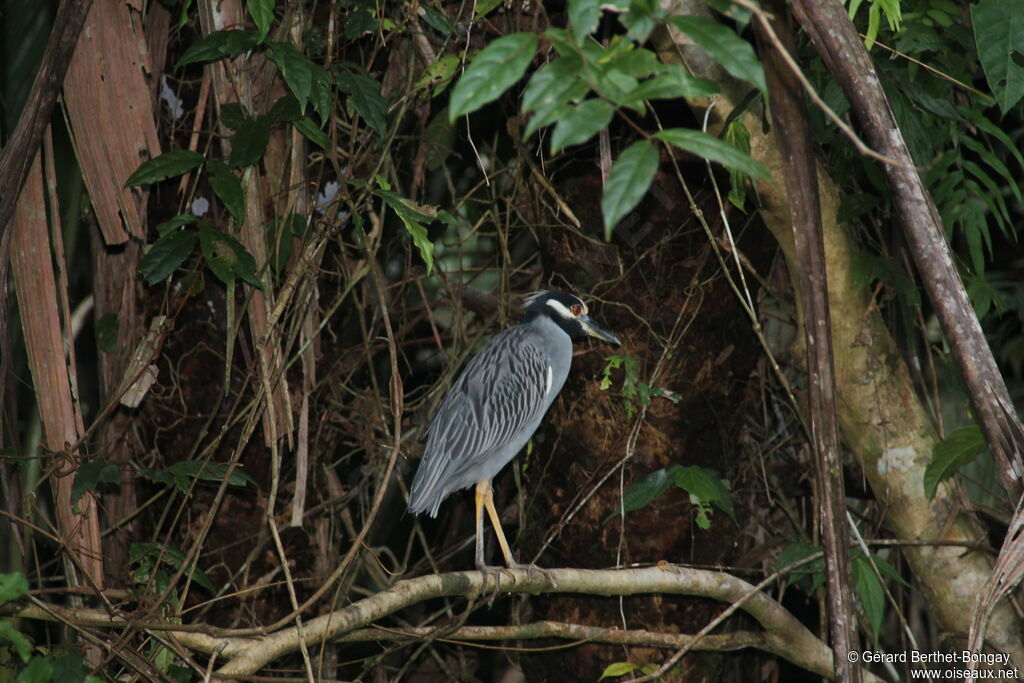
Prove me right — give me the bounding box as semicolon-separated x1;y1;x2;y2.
546;298;583;319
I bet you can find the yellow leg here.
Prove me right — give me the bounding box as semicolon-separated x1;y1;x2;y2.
474;481;488;569
480;480;517;567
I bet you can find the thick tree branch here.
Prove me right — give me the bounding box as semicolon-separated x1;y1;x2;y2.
755;7;861;682
10;566;884;680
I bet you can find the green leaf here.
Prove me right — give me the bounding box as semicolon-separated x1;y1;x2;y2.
674;465;735;521
17;654;54;683
377;190;438;274
71;461;122;506
141;228;198;285
197;224;265;289
971;0;1024;113
599;662;639;680
51;647;88;683
569;0;602;45
724;120;751;210
220;102;250;129
622;65;719;106
228;117;271;167
614;465;682;518
420;3;455;35
129;542;216;593
0;621;32;663
550;99;614;153
666;15;765;92
266;95;301;123
176;29;259;68
125;150;204;187
475;0;503;17
247;0;274;42
852;554;886;638
416;54;461;96
293;117;330;148
521;55;589;138
449;33;539;120
601;139;659;239
155;214;199;235
0;573;28;603
267;41;313;112
206;160;245;222
924;425;986;499
655;128;769;179
336;71;389;135
776;541;825;592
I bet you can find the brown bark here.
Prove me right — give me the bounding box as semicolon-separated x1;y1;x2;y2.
756;8;861;681
10;152;104;589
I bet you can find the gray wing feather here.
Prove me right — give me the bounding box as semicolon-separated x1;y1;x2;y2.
409;326;550;515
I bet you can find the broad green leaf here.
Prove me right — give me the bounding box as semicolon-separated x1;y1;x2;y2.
416;54;461;96
336;71;389;135
378;190;438;274
176;29;259;68
71;461;122;506
220;102;250;129
129;542;216;592
141;228;198;285
613;464;682;518
550;99;614;153
309;64;334;118
655;128;770;179
0;573;28;603
52;647;89;683
852;554;886;638
521;56;589;137
599;662;639;680
569;0;602;45
198;224;265;289
601;139;659;239
449;33;538;120
420;3;455;34
206;160;245;222
155;214;198;236
666;15;765;92
674;465;735;520
125;150;204;187
268;41;313;112
475;0;503;17
971;0;1024;113
622;65;719;106
267;95;301;123
228;117;271;167
17;654;54;682
0;621;32;663
344;0;377;37
924;425;986;499
294;117;330;148
247;0;274;42
619;0;660;42
775;541;825;593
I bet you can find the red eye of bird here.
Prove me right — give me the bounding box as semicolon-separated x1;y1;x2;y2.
571;304;583;316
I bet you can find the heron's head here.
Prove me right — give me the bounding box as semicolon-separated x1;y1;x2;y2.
522;290;621;345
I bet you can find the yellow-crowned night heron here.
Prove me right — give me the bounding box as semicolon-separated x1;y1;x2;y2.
408;291;621;571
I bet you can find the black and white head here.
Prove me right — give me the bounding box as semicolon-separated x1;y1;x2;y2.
522;291;621;345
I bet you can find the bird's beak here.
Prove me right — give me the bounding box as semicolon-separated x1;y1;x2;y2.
579;315;621;345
